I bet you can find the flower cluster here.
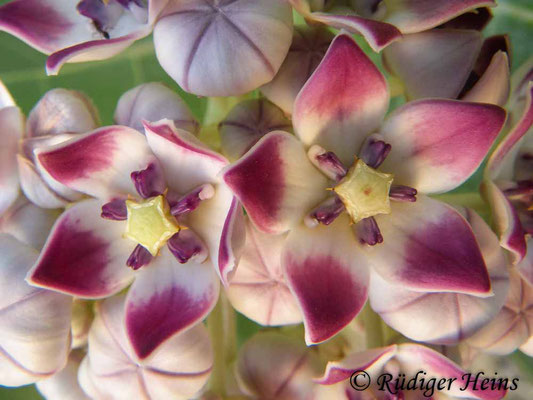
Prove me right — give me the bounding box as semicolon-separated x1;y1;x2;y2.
0;0;531;399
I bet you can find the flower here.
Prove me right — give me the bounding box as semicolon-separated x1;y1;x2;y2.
26;120;244;359
222;33;506;344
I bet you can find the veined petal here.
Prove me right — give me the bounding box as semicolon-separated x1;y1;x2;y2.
223;131;328;235
144;119;228;193
379;99;506;194
154;0;293;96
486;84;533;181
114;82;198;134
383;0;497;34
282;215;370;345
383;29;482;100
227;218;302;326
317;345;397;385
36;125;158;199
27;199;136;298
481;180;526;264
396;343;506;400
0;234;71;387
370;196;491;296
125;247;219;359
370;208;509;344
293;33;389;166
0;107;23;215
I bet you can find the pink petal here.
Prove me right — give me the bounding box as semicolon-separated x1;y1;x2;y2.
260;25;334;115
379;99;506;194
462;51;510;106
154;0;293;96
27;199;136;298
383;0;497;34
293;33;389;165
223;131;328;235
396;343;506;400
219;98;292;160
481;180;526;264
370;207;509;344
317;345;397;385
125;247;219;358
371;196;491;295
0;79;15;108
383;29;482;100
227;218;302;326
36;125;158;199
486;84;533;181
282;215;370;344
0;106;23;215
114;82;198;134
0;234;71;386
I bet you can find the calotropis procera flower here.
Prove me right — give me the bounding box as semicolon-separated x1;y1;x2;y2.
78;294;213;399
26;120;244;359
0;0;294;96
314;344;506;400
222;33;507;344
0;200;71;386
289;0;496;52
114;82;198;134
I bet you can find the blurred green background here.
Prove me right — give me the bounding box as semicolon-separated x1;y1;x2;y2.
0;0;532;398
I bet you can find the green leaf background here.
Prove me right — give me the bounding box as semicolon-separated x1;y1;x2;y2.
0;0;531;398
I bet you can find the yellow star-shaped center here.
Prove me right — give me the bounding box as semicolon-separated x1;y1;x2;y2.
124;195;181;256
333;158;394;224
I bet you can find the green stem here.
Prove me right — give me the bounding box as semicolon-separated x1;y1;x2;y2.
207;291;237;397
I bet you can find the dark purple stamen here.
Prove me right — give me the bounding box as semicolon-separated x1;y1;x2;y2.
131;162;166;199
170;184;215;216
503;180;533;198
116;0;145;8
359;134;391;168
126;244;153;270
389;185;418;202
355;217;383;246
167;230;207;264
101;198;127;220
77;0;123;39
308;145;347;181
306;196;346;227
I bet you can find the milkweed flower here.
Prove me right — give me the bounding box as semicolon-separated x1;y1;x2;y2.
222;33;506;345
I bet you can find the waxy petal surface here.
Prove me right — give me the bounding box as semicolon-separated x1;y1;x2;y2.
0;79;14;108
283;215;370;344
227;219;301;326
0;107;23;215
223;131;328;235
124;247;219;359
371;196;491;295
27;199;136;298
36;125;158;200
293;34;389;166
0;234;71;386
379;99;506;194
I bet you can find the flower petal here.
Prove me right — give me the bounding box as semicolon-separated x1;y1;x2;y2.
382;29;482;100
370;207;509;344
0;79;15;108
383;0;496;34
260;25;334;115
293;33;389;166
481;180;527;264
371;196;491;295
517;238;533;286
282;215;370;344
0;234;71;387
223;131;328;235
379;99;506;194
114;82;198;134
0;106;23;215
27;199;136;298
227;218;302;326
36;125;158;199
219;98;292;161
154;0;293;96
125;247;219;359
